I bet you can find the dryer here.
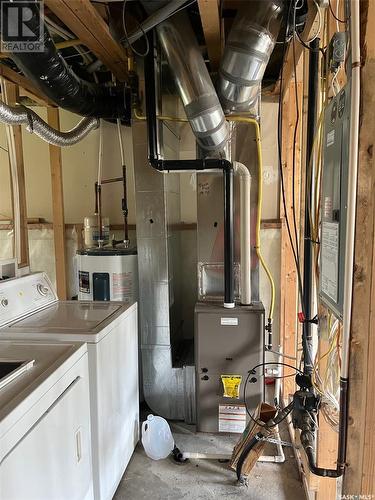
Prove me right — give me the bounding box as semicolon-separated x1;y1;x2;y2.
0;340;93;500
0;273;139;500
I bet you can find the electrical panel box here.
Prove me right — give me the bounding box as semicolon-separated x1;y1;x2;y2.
195;302;264;433
320;84;351;318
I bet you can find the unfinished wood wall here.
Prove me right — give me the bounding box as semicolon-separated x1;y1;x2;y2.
278;0;375;497
343;0;375;494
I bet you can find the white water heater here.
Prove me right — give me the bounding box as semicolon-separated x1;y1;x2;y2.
77;247;138;303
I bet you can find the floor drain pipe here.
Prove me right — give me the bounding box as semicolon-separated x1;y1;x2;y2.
144;32;235;308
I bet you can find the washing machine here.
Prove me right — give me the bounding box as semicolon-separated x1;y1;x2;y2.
0;272;139;500
0;340;93;500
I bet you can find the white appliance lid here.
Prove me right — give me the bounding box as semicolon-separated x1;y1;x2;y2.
6;301;125;333
0;341;86;423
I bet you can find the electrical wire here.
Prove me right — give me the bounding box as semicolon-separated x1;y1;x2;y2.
328;0;348;24
291;32;301;284
243;362;303;428
122;0;150;58
331;68;340;96
296;0;322;45
226;116;276;327
122;0;196;57
277;3;305;315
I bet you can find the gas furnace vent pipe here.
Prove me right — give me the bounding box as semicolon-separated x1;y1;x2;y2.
233;161;251;305
218;0;284;113
155;11;229;153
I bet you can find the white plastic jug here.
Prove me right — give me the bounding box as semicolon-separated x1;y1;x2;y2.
141;414;174;460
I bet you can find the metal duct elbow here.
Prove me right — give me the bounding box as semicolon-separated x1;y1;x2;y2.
156;12;229;153
218;0;284;113
0;1;130;121
0;99;99;146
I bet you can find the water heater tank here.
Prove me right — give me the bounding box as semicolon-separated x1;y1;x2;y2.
77;247;138;303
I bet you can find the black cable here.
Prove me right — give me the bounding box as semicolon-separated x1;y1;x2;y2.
291;31;301;286
293;1;317;371
236;432;264;482
121;0;149;58
277;3;305;312
328;0;349;24
243;362;303;428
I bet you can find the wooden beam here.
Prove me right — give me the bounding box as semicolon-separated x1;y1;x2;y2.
342;0;375;494
1;79;29;268
0;64;54;106
0;39;82;59
198;0;222;71
47;107;67;300
45;0;128;81
280;81;304;400
275;0;321;97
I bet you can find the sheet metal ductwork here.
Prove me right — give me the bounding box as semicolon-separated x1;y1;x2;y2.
156;11;229;153
0;1;130;121
218;0;284;113
135;1;282;421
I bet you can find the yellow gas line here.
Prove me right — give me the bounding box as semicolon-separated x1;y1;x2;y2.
227;115;276;327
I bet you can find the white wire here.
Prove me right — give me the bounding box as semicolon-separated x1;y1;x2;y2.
336;0;340;32
331;69;340;96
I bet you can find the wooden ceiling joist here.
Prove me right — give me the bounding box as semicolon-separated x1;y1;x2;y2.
0;65;54;107
45;0;128;81
198;0;222;71
275;0;321;96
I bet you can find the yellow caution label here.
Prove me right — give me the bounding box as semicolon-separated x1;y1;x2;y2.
221;375;242;399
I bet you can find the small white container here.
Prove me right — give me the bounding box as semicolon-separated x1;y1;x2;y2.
84;215;110;248
141;414;174;460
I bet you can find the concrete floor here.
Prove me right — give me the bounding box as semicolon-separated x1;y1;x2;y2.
115;420;305;500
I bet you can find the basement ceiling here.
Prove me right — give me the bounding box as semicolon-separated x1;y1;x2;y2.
0;0;297;106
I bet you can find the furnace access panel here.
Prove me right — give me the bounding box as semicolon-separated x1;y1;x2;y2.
320;84;350;318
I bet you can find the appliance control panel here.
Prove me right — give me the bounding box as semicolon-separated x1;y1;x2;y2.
0;273;57;327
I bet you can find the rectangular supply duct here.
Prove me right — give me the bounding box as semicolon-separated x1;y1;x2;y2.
132;120;195;421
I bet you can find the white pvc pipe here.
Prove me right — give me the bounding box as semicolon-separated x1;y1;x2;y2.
234;161;252;305
182;452;231;460
341;0;360;380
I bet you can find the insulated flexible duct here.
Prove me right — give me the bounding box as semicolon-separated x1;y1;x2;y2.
155;11;229;153
0;99;99;146
0;0;130;120
218;0;284;113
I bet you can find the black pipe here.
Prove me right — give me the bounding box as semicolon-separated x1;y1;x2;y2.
145;32;235;306
336;377;349;473
122;165;129;242
299;377;348;477
236;432;264;482
302;37;320;375
0;1;130;120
